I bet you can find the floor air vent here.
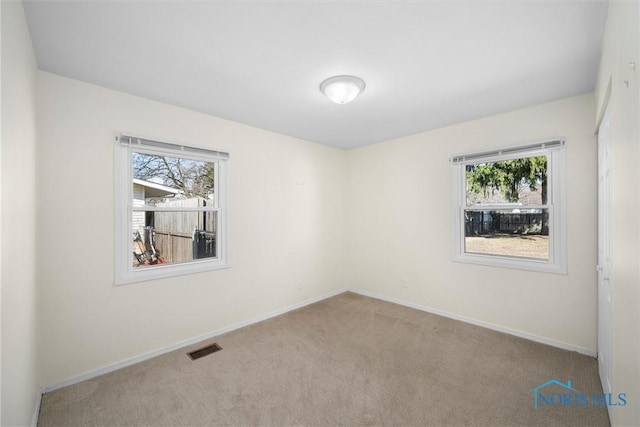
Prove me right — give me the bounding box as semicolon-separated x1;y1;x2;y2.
187;343;222;360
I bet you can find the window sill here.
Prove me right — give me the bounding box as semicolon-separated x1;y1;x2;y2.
114;260;231;286
452;253;567;275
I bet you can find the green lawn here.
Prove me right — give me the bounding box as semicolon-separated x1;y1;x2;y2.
465;234;549;260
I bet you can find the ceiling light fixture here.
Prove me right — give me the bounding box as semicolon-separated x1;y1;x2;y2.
320;75;365;104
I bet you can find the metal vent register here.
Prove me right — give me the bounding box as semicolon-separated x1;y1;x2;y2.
187;343;222;360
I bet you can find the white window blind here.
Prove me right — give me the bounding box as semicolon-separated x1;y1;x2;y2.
451;139;564;164
116;134;230;161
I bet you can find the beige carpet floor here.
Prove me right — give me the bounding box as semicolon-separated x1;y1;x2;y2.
38;292;610;426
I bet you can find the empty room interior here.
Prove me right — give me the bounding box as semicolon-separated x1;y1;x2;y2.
1;0;639;426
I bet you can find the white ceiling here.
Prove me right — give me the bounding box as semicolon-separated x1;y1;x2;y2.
23;1;608;149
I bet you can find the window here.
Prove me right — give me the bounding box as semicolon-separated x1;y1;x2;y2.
115;134;229;285
451;139;566;274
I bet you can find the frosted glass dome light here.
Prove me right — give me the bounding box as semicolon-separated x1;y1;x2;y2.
320;75;365;104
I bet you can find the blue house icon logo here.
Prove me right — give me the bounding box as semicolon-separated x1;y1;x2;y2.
530;378;627;408
529;379;577;409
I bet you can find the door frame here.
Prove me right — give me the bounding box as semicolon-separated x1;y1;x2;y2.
597;95;613;398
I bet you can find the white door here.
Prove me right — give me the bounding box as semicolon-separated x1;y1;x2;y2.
597;102;613;395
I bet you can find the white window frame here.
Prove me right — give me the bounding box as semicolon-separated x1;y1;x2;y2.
114;134;229;285
450;139;567;274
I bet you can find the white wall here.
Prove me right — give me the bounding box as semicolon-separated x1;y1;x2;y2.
595;1;640;425
36;71;347;387
1;1;40;425
347;93;598;354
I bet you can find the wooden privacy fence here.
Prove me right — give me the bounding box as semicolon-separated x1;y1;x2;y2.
465;211;544;235
153;228;215;263
152;197;216;263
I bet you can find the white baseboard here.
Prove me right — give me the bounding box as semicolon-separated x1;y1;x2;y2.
41;287;348;393
348;288;597;357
